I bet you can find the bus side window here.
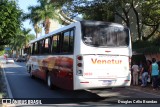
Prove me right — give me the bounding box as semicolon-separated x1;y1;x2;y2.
31;44;33;55
24;46;31;55
61;29;74;53
31;43;37;55
48;37;52;53
28;46;31;55
69;30;74;53
44;38;49;54
40;39;45;54
35;42;38;54
39;40;43;54
62;31;69;53
51;34;60;54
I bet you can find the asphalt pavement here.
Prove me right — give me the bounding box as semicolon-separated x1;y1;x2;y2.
128;85;160;95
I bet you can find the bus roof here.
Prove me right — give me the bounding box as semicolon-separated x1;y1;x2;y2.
29;21;79;44
29;20;128;44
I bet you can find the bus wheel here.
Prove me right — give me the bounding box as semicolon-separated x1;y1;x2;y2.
30;70;34;78
47;74;53;89
28;66;31;73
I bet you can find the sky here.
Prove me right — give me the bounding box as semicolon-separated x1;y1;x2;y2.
16;0;38;35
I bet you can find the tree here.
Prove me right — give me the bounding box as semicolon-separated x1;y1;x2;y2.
60;0;114;22
0;0;22;46
23;0;59;35
22;6;42;38
21;28;35;47
36;0;61;34
75;1;114;21
115;0;160;41
50;0;77;24
141;0;160;40
9;28;35;56
61;0;160;41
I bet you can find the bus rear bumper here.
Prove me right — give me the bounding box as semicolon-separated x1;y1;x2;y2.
74;77;131;90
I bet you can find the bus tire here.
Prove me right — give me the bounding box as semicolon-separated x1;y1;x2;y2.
30;69;35;79
28;66;31;73
47;73;53;89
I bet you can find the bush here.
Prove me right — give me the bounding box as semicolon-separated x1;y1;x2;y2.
0;50;4;56
132;38;160;54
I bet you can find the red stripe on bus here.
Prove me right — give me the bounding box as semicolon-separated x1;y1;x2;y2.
105;51;111;52
124;80;130;82
80;82;89;83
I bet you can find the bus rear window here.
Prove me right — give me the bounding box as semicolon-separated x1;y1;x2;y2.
82;25;129;47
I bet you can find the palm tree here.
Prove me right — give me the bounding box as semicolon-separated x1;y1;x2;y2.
21;28;35;47
35;0;60;34
23;0;59;35
9;28;35;56
23;6;42;38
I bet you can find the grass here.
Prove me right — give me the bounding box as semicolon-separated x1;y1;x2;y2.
0;67;4;98
0;63;8;98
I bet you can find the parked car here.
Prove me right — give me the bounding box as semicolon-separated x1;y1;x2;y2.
6;58;14;64
15;56;26;62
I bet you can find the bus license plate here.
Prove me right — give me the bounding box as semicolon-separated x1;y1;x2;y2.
102;80;114;85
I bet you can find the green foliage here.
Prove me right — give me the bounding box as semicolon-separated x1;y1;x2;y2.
23;0;60;35
132;40;149;49
9;28;35;51
61;0;114;22
0;45;4;51
0;0;22;45
57;0;160;42
0;49;4;55
142;0;160;25
141;0;160;40
80;2;114;21
133;36;160;54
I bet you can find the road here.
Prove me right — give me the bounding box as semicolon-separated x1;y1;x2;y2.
1;60;160;107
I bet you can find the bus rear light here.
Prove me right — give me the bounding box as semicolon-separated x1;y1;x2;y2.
77;63;82;67
76;70;83;75
77;56;83;60
76;55;83;76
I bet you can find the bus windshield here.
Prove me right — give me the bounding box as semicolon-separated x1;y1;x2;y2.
82;24;129;47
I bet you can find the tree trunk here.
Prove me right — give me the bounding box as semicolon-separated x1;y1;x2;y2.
34;24;38;38
45;18;51;34
132;0;141;40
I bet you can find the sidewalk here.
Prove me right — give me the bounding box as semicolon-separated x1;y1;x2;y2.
128;84;160;95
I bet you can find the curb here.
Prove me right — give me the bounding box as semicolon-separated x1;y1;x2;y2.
1;64;13;98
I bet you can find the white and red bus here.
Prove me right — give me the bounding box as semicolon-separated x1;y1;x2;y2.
26;20;132;90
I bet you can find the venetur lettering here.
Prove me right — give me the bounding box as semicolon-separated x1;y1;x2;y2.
91;58;122;64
